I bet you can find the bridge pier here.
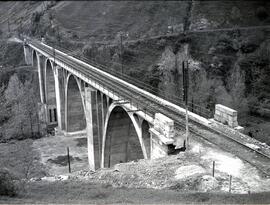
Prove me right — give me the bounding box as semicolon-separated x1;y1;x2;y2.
23;45;32;65
37;102;48;134
37;54;45;104
54;65;62;130
85;87;102;170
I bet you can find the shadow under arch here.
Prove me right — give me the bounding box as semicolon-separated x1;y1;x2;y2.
45;59;58;125
102;104;149;168
142;119;151;158
66;74;86;132
32;49;38;68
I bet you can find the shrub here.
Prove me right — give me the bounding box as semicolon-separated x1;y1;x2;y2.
0;169;17;197
31;11;42;24
256;6;268;21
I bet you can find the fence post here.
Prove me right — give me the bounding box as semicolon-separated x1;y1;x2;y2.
229;175;232;193
67;147;71;173
212;161;215;177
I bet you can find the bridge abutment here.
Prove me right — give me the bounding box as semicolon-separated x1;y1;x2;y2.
149;113;175;159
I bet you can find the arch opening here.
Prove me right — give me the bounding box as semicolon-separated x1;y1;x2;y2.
104;106;144;168
142;120;151;158
32;50;38;68
102;94;108;113
45;60;57;125
67;75;86;132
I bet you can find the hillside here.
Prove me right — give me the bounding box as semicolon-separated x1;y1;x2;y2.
0;1;269;144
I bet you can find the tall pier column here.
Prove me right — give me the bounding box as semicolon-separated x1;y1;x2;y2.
54;65;62;130
23;45;32;65
85;87;101;170
37;54;45;103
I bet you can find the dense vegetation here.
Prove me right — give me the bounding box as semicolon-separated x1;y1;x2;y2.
0;40;41;142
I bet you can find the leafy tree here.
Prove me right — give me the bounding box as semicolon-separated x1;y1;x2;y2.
21;80;39;136
0;85;9;124
4;74;26;139
228;65;248;116
4;74;39;140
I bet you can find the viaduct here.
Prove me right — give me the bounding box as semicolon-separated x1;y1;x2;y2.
22;37;270;173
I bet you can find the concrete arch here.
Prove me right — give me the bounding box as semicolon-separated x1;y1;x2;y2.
101;103;148;168
65;74;86;132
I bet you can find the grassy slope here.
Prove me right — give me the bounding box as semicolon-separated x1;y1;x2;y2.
54;1;188;40
191;1;270;29
0;2;42;32
1;181;270;204
0;139;47;179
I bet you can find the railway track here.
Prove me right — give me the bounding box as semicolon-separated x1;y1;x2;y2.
28;38;270;176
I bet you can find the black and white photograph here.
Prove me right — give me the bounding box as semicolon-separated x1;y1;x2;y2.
0;0;270;204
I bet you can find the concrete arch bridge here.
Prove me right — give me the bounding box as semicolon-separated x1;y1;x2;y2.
22;37;270;173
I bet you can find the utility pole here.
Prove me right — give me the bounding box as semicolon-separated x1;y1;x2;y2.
7;17;10;33
53;46;56;65
19;17;22;34
182;60;189;149
119;32;123;76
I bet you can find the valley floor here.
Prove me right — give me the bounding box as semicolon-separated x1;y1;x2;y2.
1;135;270;204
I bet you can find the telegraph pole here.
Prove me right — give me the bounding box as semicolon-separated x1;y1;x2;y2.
119;32;123;76
19;17;22;34
7;17;10;33
53;46;56;65
182;60;189;149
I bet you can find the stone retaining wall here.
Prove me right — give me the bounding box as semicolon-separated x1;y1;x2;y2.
214;104;238;128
